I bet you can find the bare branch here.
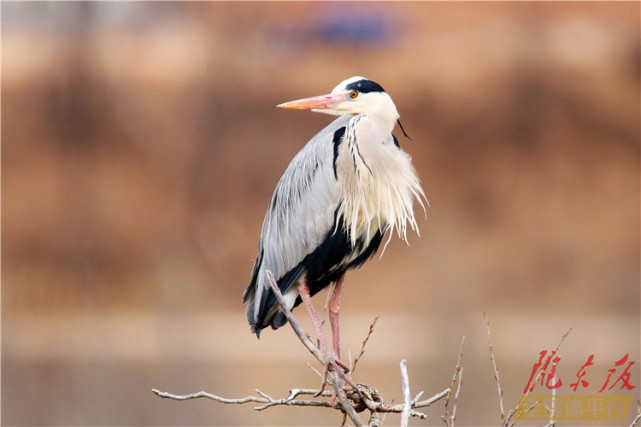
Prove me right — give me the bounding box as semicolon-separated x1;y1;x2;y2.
368;410;381;427
333;369;364;426
152;385;449;424
504;409;515;427
352;316;379;374
629;400;641;427
255;388;273;401
354;385;449;419
483;312;505;421
451;366;463;426
285;388;332;400
549;357;557;424
153;270;451;426
400;359;412;427
412;390;424;406
151;387;336;411
150;372;447;423
391;388;450;411
353;383;449;418
152;388;263;404
444;336;465;427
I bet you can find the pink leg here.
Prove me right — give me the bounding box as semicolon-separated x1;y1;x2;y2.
328;275;345;359
298;278;331;355
298;278;358;396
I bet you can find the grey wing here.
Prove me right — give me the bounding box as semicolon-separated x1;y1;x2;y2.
243;116;349;334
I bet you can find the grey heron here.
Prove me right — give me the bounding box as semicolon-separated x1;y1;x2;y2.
243;76;426;392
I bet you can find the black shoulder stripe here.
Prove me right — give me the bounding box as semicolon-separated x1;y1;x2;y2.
332;127;346;179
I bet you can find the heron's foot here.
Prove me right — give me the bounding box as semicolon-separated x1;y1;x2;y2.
315;351;360;398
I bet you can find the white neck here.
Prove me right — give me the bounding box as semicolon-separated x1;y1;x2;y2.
357;92;399;136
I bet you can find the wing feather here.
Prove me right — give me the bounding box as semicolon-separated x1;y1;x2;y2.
244;116;351;334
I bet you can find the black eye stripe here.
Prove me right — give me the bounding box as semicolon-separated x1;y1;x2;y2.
345;79;385;94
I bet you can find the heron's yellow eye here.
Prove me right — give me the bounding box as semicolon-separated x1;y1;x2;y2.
349;91;358;99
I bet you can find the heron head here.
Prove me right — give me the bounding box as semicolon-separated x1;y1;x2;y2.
277;76;399;124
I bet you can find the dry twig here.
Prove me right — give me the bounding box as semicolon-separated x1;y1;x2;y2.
400;359;412;427
152;269;451;426
443;336;465;427
152;387;336;411
352;316;379;374
504;327;572;427
629;400;641;427
151;386;450;421
483;312;505;421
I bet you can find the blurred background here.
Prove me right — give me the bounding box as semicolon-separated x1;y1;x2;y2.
2;2;639;426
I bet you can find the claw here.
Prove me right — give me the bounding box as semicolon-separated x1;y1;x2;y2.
334;358;350;373
314;351;363;399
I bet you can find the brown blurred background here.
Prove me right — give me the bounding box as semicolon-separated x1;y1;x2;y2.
2;2;639;426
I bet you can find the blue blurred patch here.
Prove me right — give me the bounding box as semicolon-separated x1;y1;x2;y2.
314;6;394;45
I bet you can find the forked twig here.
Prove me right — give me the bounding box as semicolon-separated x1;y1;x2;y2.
151;387;335;411
352;316;379;374
450;366;463;425
443;336;465;426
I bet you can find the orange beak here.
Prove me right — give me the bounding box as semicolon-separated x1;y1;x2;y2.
277;93;348;110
